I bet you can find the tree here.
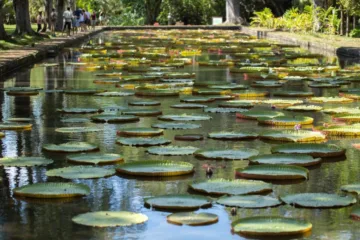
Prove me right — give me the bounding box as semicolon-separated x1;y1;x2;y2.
0;0;8;39
145;0;162;24
55;0;65;31
13;0;36;35
226;0;241;24
42;0;53;32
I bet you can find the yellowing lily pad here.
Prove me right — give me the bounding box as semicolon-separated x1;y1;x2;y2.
167;212;218;226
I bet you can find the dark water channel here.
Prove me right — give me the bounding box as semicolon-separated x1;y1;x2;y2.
0;31;359;240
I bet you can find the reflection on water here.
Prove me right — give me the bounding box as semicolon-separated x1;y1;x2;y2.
0;32;359;240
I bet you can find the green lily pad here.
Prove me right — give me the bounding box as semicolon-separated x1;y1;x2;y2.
122;109;162;117
117;137;171;147
13;182;90;198
189;178;272;195
285;105;323;112
251;81;283;88
204;95;235;101
158;114;212;121
193;88;231;95
128;101;161;106
67;153;123;165
249;154;321;166
0;157;53;167
180;97;215;103
195;149;259;160
236;164;309;180
43;142;99;153
146;146;198;156
152;122;201;130
64;89;105;95
100;106;128;112
333;114;360;122
271;143;345;157
257;116;314;126
116;160;194;176
72;211;148;227
57;108;99;114
217;195;282;208
308;97;353;103
171;104;207;109
208;131;258;140
274;91;314;97
93;79;121;84
0;123;32;130
91;114;139;123
46;166;116;179
135;89;179;97
341;184;360;195
261;99;303;107
5;118;32;122
321;125;360;136
145;194;211;210
94;91;135;97
61;118;90;123
118;128;163;137
218;100;255;109
204;107;246;113
260;130;326;142
208;84;247;90
281;193;357;208
236;110;284;120
55;127;102;133
322;107;360;114
167;212;218;226
231;216;312;236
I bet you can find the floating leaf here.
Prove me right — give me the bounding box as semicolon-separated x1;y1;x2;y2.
308;97;353;103
55;127;102;133
217;195;282;208
146;146;198;156
180;97;215;103
0;157;53;167
167;212;218;226
261;99;303;107
260;130;326;142
322;107;360;114
257;116;314;126
72;211;148;227
145;194;211;210
321;124;360;136
57;108;99;114
195;149;259;160
274;91;314;97
61;118;90;123
236;110;284;120
171;104;207;109
122;109;162;117
46;166;115;179
0;123;32;130
175;134;204;141
232;216;312;236
189;178;272;195
218;100;256;109
43;142;99;153
152;122;201;130
67;153;123;165
116;137;171;147
281;193;356;208
236;164;309;180
158;114;212;121
117;128;163;137
208;131;258;140
135;88;179;97
204;107;246;113
64;89;105;95
341;184;360;195
13;182;90;198
271;143;345;157
128;101;161;106
285;105;323;112
249;154;321;167
116;160;194;177
94;91;135;97
231;90;269;98
91;114;139;123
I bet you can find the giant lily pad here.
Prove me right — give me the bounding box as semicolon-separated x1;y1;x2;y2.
13;182;90;198
61;118;90;123
128;100;161;106
189;178;272;195
236;164;309;180
217;195;282;208
94;91;134;97
64;89;105;95
274;91;314;97
341;184;360;195
218;100;256;109
152;122;201;130
249;154;321;167
135;89;179;97
231;216;312;236
0;123;32;130
251;81;283;88
236;110;284;120
195;149;259;160
57;108;99;114
280;193;356;208
180;97;215;103
258;116;314;126
55;127;102;133
171;104;207;109
285;105;323;112
67;153;123;165
116;137;171;147
320;125;360;136
72;211;148;227
158;114;211;121
208;131;258;140
261;99;303;107
167;212;218;226
46;166;115;179
91;114;139;123
204;107;246;113
144;194;211;210
43;142;99;153
271;143;345;157
260;130;326;142
0;157;53;167
231;90;269;98
208;84;247;90
308;97;353;103
117;128;163;137
146;146;198;156
322;107;360;115
122;109;162;117
116;160;194;176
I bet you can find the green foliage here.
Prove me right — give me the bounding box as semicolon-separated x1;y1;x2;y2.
350;28;360;37
108;7;144;26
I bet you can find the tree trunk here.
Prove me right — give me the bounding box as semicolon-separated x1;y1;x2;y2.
311;0;320;32
346;10;349;36
0;0;8;40
340;8;344;35
42;0;53;32
13;0;36;35
56;0;65;31
69;0;76;11
226;0;241;24
353;16;356;30
145;0;162;25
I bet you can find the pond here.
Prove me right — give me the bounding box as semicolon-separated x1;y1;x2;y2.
0;30;359;240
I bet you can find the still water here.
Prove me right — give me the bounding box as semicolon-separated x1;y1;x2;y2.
0;31;359;240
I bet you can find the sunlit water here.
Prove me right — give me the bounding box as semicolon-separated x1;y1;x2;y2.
0;32;359;240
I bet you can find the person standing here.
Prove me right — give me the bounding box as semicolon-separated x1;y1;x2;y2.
85;9;91;27
79;10;85;32
36;12;43;33
63;7;72;36
72;11;78;35
50;8;57;37
91;11;96;31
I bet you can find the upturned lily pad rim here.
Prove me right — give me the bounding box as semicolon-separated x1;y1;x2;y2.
207;131;259;140
249;154;322;167
271;143;346;157
42;142;99;153
216;195;282;208
236;164;309;180
116;137;171;147
280;193;357;208
195;149;259;160
46;166;116;179
0;157;54;167
117;128;164;137
167;212;219;226
146;146;199;156
67;153;124;165
144;194;212;210
341;184;360;195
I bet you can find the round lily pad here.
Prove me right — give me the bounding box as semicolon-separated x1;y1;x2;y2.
72;211;148;227
146;146;198;156
100;106;128;112
249;154;321;167
231;216;312;236
341;184;360;195
231;90;269;98
128;101;161;106
93;79;120;84
67;153;123;165
167;212;218;226
116;160;194;177
209;84;247;90
94;91;135;97
236;164;309;180
271;143;345;157
189;178;272;195
218;100;255;109
180;97;215;103
285;105;323;112
61;118;90;123
152;122;201;130
91;114;139;123
43;142;99;153
236;110;284;120
322;107;360;114
46;166;115;179
64;89;105;95
193;88;231;95
208;131;258;140
251;81;283;88
274;91;314;97
116;137;171;147
195;149;259;160
122;109;162;117
57;108;99;114
6;118;32;122
175;134;204;141
13;182;90;198
320;125;360;136
202;95;234;101
308;97;353;103
280;193;356;208
217;195;282;208
204;107;245;113
0;157;53;167
135;89;179;97
117;128;163;137
351;208;360;220
145;194;211;210
55;127;102;133
258;116;314;126
0;123;32;130
171;104;207;109
158;114;212;121
260;130;326;142
261;99;303;107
